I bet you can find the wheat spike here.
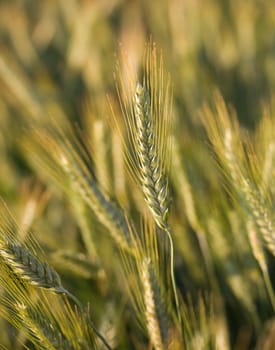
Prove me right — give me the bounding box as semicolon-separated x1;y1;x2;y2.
241;179;275;254
0;200;111;350
0;240;62;292
141;258;168;350
16;303;75;350
16;303;56;350
134;83;169;230
114;44;172;230
0;200;63;292
60;152;133;253
25;126;133;254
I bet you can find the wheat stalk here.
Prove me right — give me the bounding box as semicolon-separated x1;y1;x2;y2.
133;82;181;332
115;45;182;332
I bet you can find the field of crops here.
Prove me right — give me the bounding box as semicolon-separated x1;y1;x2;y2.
0;1;275;349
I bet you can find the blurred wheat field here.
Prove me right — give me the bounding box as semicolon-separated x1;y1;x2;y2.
1;0;275;349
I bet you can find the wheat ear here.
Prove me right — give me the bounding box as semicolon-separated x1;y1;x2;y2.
242;179;275;256
0;241;62;292
16;303;74;350
134;83;169;231
134;83;181;332
0;241;111;349
25;127;133;254
0;201;112;350
60;152;132;254
142;258;168;350
246;220;275;310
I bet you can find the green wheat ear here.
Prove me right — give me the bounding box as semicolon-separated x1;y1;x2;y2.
0;242;62;292
23;126;134;255
0;199;112;350
134;82;169;230
114;43;182;334
114;43;172;231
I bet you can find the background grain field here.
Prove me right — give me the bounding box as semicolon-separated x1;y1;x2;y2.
0;1;275;349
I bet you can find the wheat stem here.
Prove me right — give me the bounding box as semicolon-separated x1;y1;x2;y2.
63;289;112;350
164;226;182;335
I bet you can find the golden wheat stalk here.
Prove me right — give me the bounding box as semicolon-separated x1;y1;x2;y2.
115;44;182;332
133;77;182;335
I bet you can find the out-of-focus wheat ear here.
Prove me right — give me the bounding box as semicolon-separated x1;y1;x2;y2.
0;200;63;292
171;136;216;284
134;82;169;230
25;126;134;255
16;302;75;350
246;220;275;310
207;216;260;327
141;258;169;350
17;182;51;241
59;152;133;254
0;242;63;292
201;92;244;185
84;98;112;195
16;303;56;350
51;250;103;280
56;126;134;254
97;303;118;349
242;178;275;256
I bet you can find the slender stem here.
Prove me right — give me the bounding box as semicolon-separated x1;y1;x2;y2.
164;227;182;335
61;288;112;350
